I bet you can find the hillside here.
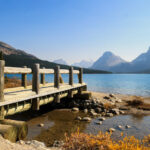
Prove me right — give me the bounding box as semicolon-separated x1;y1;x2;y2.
0;41;110;74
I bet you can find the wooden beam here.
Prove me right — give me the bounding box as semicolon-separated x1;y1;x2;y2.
4;67;32;74
0;60;5;102
0;106;5;120
39;68;79;74
32;64;40;94
41;67;45;85
21;66;27;88
54;94;60;103
78;68;83;84
54;66;60;89
69;66;73;86
32;98;40;110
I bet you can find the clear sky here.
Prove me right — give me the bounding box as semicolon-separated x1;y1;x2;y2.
0;0;150;64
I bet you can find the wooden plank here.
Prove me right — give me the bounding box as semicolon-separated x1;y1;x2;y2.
0;60;5;102
0;83;86;107
39;69;54;74
39;68;79;74
4;67;32;74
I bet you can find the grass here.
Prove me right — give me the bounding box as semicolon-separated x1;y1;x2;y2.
103;103;115;110
4;76;31;89
126;96;150;110
63;130;150;150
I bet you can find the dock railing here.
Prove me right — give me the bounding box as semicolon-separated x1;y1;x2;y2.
0;60;83;102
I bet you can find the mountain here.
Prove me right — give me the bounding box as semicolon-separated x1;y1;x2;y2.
91;48;150;73
53;59;68;65
92;51;127;71
0;41;110;74
130;47;150;72
72;60;94;68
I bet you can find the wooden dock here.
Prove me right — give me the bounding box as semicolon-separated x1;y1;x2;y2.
0;60;87;120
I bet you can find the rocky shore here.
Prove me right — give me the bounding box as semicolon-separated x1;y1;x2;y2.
1;91;150;149
0;135;61;150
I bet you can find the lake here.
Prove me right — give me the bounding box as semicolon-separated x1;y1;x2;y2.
7;73;150;97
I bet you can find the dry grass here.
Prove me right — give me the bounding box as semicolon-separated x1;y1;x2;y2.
4;77;31;89
127;96;144;107
103;103;115;110
63;130;150;150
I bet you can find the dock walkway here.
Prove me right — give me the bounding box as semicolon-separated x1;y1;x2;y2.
0;61;87;119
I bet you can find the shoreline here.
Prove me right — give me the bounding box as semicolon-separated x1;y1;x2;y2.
1;91;150;149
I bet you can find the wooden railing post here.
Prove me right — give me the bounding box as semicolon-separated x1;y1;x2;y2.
78;68;83;84
69;66;73;86
32;64;40;94
22;66;27;88
54;66;60;89
0;60;5;102
41;67;45;85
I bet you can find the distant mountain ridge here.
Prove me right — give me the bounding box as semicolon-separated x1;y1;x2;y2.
91;48;150;73
53;59;68;65
92;51;127;71
0;41;109;74
72;60;94;68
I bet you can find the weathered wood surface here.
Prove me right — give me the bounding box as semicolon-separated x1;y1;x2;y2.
4;67;32;74
1;83;86;107
0;60;5;102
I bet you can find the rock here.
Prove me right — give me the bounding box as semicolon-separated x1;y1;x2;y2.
108;128;116;132
119;110;125;114
106;113;113;117
91;112;98;117
119;107;129;110
109;94;115;98
76;116;82;120
95;108;102;113
111;109;120;115
104;96;110;100
99;117;106;121
126;125;131;129
89;109;95;113
82;117;91;122
118;125;123;129
53;140;64;147
38;123;44;127
116;99;122;103
72;107;79;112
17;140;25;145
26;140;46;147
83;109;88;113
96;121;102;125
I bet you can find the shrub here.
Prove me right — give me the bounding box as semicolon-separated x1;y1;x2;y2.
63;130;150;150
127;96;144;106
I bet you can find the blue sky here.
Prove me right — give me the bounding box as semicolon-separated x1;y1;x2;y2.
0;0;150;64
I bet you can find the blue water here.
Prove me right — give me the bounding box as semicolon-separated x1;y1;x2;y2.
6;74;150;97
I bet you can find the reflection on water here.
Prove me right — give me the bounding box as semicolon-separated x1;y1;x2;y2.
27;110;88;146
7;107;150;146
24;109;150;146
